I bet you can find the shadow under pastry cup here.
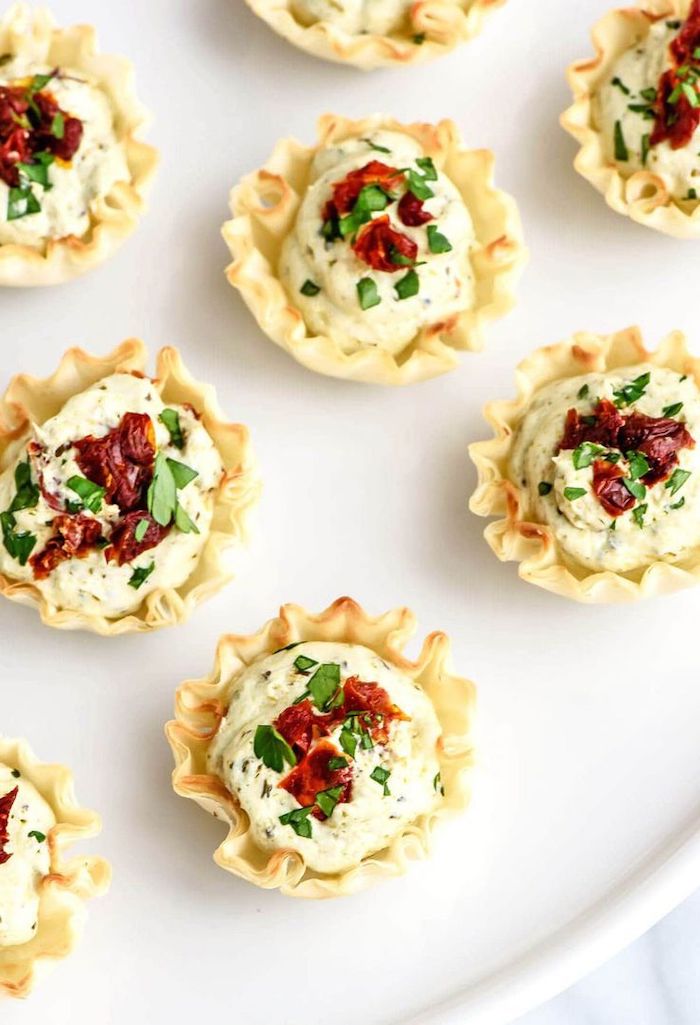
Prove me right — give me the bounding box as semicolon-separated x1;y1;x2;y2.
222;114;526;386
0;737;110;999
165;597;476;898
469;327;700;602
243;0;508;70
0;339;260;634
561;0;700;238
0;3;158;285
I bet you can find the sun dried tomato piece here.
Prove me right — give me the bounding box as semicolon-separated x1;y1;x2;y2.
352;215;418;272
274;700;335;758
592;460;636;517
620;412;695;485
30;513;103;579
30;91;82;161
106;511;169;566
0;81;83;187
343;676;409;744
74;412;156;512
650;68;700;150
279;739;353;820
559;399;625;451
0;786;18;865
671;0;700;64
397;190;433;226
326;160;405;219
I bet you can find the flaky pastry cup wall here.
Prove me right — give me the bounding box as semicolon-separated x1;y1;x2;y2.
0;339;260;634
561;0;700;238
243;0;508;70
222;114;526;385
0;4;158;285
469;327;700;602
0;737;110;999
165;597;476;898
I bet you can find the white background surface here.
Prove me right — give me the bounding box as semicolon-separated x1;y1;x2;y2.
3;1;700;1023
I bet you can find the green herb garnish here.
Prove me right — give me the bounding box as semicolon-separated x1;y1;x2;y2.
147;453;198;530
300;279;321;296
641;133;650;166
128;562;155;589
328;756;348;771
27;830;46;842
563;487;586;501
573;442;604;470
577;384;589;400
339;726;358;758
625;451;650;481
433;771;445;796
357;277;380;310
278;806;313;838
254;724;297;773
9;461;38;513
665;468;691;496
662;402;683;417
362;138;391;154
427;223;452;253
134;518;150;543
614;120;629;161
159;408;184;449
308;663;341;711
538;481;553;496
404;167;434;201
294;654;318;673
623;478;646;501
370;765;391;796
316;785;343;818
632;503;648;529
51;111;64;139
416;156;438;181
613;371;650;407
394;269;419;300
611;76;630;95
67;475;105;514
0;511;36;565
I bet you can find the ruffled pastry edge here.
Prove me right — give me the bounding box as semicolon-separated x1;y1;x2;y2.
165;596;476;898
560;0;700;238
222;113;526;385
469;326;700;602
0;3;159;285
0;736;110;999
0;338;261;633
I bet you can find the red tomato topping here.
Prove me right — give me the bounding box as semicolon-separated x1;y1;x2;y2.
279;740;353;820
620;412;695;485
651;3;700;149
326;160;405;219
397;190;433;226
74;412;156;512
592;460;636;517
352;215;418;272
0;786;18;865
343;676;410;745
670;0;700;64
559;399;625;451
0;79;82;187
30;513;103;579
106;511;169;566
274;700;332;757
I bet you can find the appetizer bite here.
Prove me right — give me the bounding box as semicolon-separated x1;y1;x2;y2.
562;0;700;236
0;737;110;998
0;4;157;284
243;0;508;70
0;340;259;633
470;327;700;601
166;598;475;897
223;114;525;385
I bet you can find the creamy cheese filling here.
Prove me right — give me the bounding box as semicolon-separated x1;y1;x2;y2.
208;641;442;874
511;366;700;573
0;373;224;618
0;764;55;948
0;60;130;247
290;0;413;35
597;19;700;201
279;130;475;356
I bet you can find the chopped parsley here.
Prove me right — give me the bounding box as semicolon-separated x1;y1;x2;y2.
128;561;155;589
613;371;650;408
300;279;321;296
278;806;313;838
254;724;296;773
67;475;105;514
357;277;380;310
370;765;391;796
563;486;586;501
27;830;46;842
665;468;691;496
159;408;184;449
394;268;419;300
427;224;452;253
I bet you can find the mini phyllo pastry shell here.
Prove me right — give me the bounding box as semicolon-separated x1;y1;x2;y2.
0;339;260;634
222;114;525;386
0;4;158;285
166;598;475;898
0;737;110;999
561;0;700;238
469;327;700;602
243;0;507;70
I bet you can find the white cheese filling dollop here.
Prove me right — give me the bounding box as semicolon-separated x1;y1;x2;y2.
290;0;412;36
208;641;442;874
0;373;224;619
511;365;700;573
597;20;700;200
279;129;475;356
0;60;130;247
0;764;55;948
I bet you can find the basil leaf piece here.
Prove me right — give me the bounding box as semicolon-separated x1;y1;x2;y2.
563;486;586;501
670;496;686;510
166;458;198;490
134;518;150;543
328;756;348;771
538;481;552;496
572;442;603;470
625;451;650;481
394;269;419;300
427;224;452;254
174;502;200;534
389;246;417;267
416;156;438;181
611;76;630;95
278;806;314;838
17;155;54;188
128;562;155;589
27;830;46;842
665;468;691;496
308;663;341;711
7;185;40;221
294;654;318;673
253;724;297;773
28;71;55;94
9;461;39;512
147;452;177;526
662;402;683;418
67;475;105;514
316;785;343;818
51;112;64;139
614;120;629;161
357;277;380;310
300;279;321;296
405;167;434;201
631;503;648;528
577;384;589;400
641;133;650;166
362;138;390;154
623;478;646;501
159;408;184;449
370;765;391;796
1;511;36;565
613;371;650;408
339;726;358;758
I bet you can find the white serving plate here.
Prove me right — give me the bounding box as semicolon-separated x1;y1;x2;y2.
4;1;700;1022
